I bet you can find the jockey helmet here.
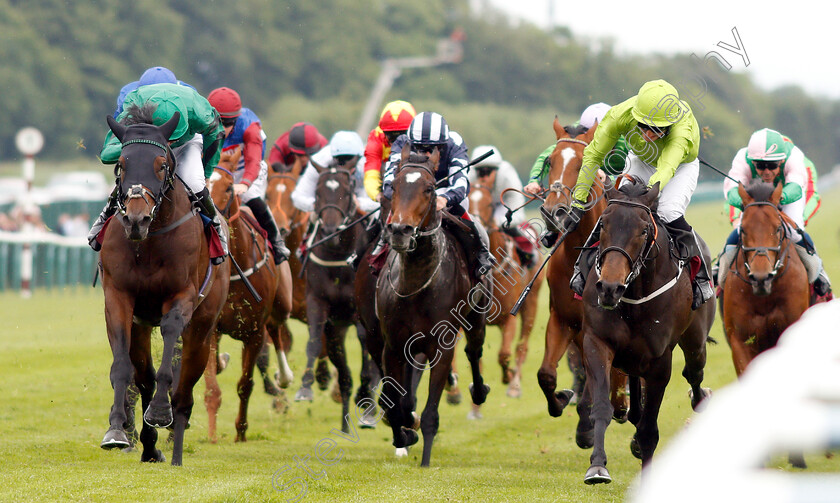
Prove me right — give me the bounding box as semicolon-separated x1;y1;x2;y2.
470;145;502;168
207;87;242;118
378;100;416;132
631;79;687;128
408;112;449;145
330;131;364;158
139;66;177;87
746;128;790;162
580;102;611;129
289;122;324;155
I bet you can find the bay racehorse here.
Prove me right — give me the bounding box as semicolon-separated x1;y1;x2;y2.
377;148;491;466
98;107;229;465
468;183;544;398
535;119;629;447
580;177;714;484
202;148;281;442
267;159;333;392
295;159;378;432
720;181;810;467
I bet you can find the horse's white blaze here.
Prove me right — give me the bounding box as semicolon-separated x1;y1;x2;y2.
395;447;408;457
208;171;222;190
326;180;340;191
405;172;422;184
278;184;287;193
470;191;483;204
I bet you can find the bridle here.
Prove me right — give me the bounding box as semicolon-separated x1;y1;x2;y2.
314;165;358;237
595;199;660;289
540;137;593;226
391;162;442;252
212;166;238;218
733;201;792;284
115;138;175;223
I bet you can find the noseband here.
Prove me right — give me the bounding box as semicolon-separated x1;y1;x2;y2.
115;138;175;222
595;199;659;288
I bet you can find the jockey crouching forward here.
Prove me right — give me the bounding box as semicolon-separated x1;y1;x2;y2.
90;82;229;264
382;111;494;278
469;145;537;267
208;86;289;264
291;130;380;239
715;128;831;299
268;121;328;173
559;79;715;310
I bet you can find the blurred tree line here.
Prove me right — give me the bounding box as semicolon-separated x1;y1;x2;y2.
2;0;837;183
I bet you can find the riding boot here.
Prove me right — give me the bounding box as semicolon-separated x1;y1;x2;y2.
503;225;537;267
712;244;738;288
569;220;601;297
195;187;228;265
87;187;119;251
794;235;832;298
665;218;714;310
246;197;290;265
540;230;559;248
454;218;495;278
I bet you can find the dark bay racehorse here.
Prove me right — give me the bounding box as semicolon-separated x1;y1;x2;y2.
720;181;809;467
98;107;229;465
377;149;490;466
535;119;628;446
468;183;544;398
203;149;280;442
295;160;377;432
580;178;714;484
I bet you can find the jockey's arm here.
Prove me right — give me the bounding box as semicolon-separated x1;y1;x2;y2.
290;163;318;212
574;116;623;208
354;166;381;214
363;129;385;200
527;144;555;187
646;133;692;190
238;122;265;187
780;147;808;205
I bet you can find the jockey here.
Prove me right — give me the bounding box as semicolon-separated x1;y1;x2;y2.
291;130;379;215
559;79;714;310
468;145;536;267
114;66;194;118
90;83;229;263
524;102;629;198
715;128;831;298
268;122;328;173
208;86;290;264
363;100;416;201
382;111;494;277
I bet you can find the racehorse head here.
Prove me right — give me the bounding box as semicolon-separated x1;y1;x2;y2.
468;183;495;230
595;177;660;309
106;103;179;242
541;118;597;232
388;147;441;252
209;148;241;219
313;159;357;242
737;181;786;296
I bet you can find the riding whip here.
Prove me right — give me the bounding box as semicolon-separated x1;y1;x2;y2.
698;155;743;185
510;226;571;315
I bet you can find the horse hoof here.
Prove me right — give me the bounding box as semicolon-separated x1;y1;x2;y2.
446;372;459;389
568;390;579;407
330;383;342;404
506;384;522;399
613;410;629;424
395;447;408;458
141;449;165;463
358;416;377;429
263;375;282;397
402;427;419;447
789;453;807;469
467;407;483;420
277;369;294;389
501;367;513;385
576;428;594;449
143;404;173;429
216;352;230;375
294;386;314;402
100;428;131;450
630;435;642;460
469;383;490;405
584;465;612;485
315;360;331;391
689;387;712;411
446;388;462;405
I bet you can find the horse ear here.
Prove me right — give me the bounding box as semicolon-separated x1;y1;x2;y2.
738;183;752;206
160;111;181;140
770;181;784;205
399;144;410;171
584;120;598;142
311;159;325;174
107;115;126;142
553;116;567;140
605;184;620;201
646;182;661;211
430;146;440;168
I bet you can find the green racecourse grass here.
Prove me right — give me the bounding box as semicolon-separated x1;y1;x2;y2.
2;193;839;503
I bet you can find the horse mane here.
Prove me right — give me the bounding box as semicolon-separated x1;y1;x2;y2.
564;124;589;137
122;103;158;126
406;152;432;165
744;180;776;202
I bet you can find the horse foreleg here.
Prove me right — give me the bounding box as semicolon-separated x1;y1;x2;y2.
203;334;222;443
130;324;163;462
634;354;672;467
235;335;263;442
382;349;417;456
582;332;615;485
497;314;515;386
512;269;542;395
325;323;352;434
464;323;489;407
147;296;194;429
679;323;711;411
100;288;136;451
610;370;629;423
296;299;326;401
420;351;454;467
537;310;575;417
